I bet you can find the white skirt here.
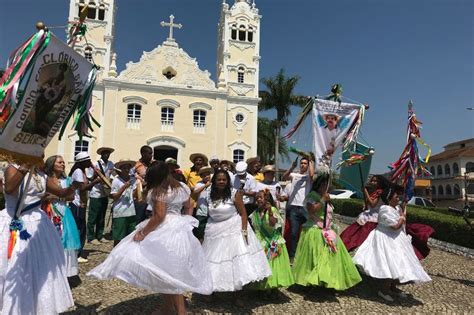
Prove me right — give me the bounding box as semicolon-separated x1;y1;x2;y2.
353;227;431;283
202;214;271;292
0;209;74;315
87;214;213;295
65;249;79;277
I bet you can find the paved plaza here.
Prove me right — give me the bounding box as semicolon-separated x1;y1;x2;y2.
65;222;474;314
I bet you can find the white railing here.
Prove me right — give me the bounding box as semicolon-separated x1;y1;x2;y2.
161;120;174;132
126;118;141;130
193;122;206;134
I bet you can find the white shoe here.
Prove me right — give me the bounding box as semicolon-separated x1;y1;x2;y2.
99;238;110;243
90;239;101;245
78;257;88;263
378;291;394;302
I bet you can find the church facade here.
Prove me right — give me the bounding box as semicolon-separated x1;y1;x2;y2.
46;0;262;167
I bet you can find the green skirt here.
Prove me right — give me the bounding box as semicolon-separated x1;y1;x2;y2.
293;226;362;290
251;243;295;289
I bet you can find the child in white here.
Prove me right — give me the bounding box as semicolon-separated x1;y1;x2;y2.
353;188;431;301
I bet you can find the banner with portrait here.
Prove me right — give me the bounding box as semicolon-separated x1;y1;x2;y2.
312;99;364;168
0;31;94;164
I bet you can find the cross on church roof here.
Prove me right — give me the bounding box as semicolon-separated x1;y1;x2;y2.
160;15;182;42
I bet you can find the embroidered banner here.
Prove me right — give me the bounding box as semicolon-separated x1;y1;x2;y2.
0;32;94;164
312;99;363;168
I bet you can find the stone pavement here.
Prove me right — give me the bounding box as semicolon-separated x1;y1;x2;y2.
65;230;474;314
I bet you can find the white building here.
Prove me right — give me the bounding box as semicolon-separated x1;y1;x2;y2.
427;138;474;208
46;0;262;167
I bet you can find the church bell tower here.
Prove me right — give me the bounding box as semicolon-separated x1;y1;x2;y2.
68;0;117;80
217;0;261;98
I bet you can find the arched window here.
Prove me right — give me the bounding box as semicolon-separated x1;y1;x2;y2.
87;1;96;19
430;166;435;177
438;185;444;195
238;25;246;41
193;110;206;127
98;3;105;20
233;149;245;163
161;107;174;124
74;139;89;157
78;0;85;16
431;186;436;196
231;24;237;40
127;103;141;129
446;184;452;195
237;67;245;83
466;162;474;173
467;183;474;195
445;164;451;176
84;46;93;62
453;184;461;196
247;26;253;42
453;163;459;175
437;165;443;176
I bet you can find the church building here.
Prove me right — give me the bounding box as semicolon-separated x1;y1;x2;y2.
45;0;262;167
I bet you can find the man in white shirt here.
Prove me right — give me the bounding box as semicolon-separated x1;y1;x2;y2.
88;147;115;245
69;152;100;263
282;156;315;259
110;159;137;246
232;161;258;216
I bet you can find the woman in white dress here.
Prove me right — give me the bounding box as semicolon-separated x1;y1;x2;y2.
87;161;212;315
353;186;431;301
202;169;271;292
0;163;75;314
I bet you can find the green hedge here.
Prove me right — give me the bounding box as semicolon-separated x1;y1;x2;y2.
409;204;474;218
332;199;473;249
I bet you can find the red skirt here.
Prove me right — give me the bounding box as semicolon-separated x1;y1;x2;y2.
340;222;377;252
340;222;434;260
406;223;435;260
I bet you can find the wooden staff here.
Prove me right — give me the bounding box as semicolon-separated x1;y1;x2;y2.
91;165;111;189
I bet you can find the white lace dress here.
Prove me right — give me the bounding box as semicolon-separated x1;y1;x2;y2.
0;166;74;314
353;205;431;283
87;183;213;295
201;189;271;292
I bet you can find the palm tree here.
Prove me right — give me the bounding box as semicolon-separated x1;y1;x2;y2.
259;68;307;177
257;117;289;164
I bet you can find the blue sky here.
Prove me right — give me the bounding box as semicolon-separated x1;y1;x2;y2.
1;0;473;173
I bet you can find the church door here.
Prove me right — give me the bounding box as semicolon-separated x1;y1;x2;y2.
153;145;178;161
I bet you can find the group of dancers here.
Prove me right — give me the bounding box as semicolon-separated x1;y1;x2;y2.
0;151;434;314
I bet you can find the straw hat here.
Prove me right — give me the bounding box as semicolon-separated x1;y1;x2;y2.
189;153;208;165
261;165;276;174
115;159;135;169
198;166;213;176
97;147;115;155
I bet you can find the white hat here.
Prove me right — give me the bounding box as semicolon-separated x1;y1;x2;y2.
74;152;91;162
235;161;247;175
209;155;219;162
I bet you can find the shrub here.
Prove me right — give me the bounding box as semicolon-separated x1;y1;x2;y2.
409;204;474;218
331;198;473;249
